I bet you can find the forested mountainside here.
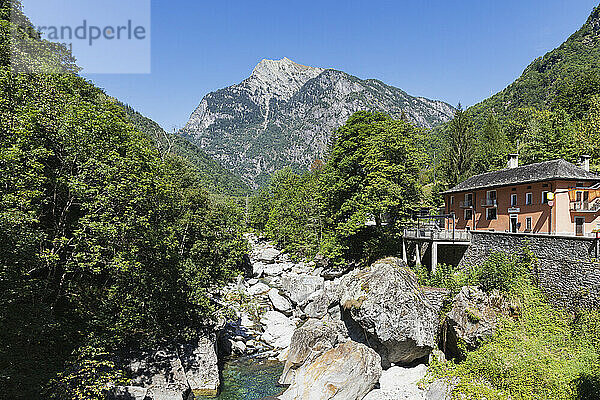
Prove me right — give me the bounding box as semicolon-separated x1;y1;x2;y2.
119;103;250;196
435;4;600;187
180;57;455;188
0;1;246;398
470;5;600;124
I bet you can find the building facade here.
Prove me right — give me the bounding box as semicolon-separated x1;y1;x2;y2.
443;156;600;237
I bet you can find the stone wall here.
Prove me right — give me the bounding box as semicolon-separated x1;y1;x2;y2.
460;231;600;310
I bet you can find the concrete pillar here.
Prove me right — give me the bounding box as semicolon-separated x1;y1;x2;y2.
431;242;438;274
402;238;408;263
415;243;421;266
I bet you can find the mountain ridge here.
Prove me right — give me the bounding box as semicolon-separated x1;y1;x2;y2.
180;58;455;188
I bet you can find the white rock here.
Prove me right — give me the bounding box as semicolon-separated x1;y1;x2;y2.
363;364;428;400
231;340;247;354
268;288;292;313
179;336;220;396
240;313;254;328
252;261;265;277
279;341;382;400
257;247;281;263
339;257;439;366
260;311;296;349
247;282;270;296
263;263;286;276
281;273;324;306
278;346;290;362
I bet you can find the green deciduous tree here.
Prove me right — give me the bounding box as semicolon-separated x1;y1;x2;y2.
442;104;476;186
319;111;427;264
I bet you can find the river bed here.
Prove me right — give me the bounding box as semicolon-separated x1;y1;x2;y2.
196;357;285;400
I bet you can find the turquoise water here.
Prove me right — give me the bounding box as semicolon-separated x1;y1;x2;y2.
196;357;285;400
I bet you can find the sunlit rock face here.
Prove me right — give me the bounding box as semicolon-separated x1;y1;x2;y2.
339;257;440;366
180;57;454;188
279;341;382;400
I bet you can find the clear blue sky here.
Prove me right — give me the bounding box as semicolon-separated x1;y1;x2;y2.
78;0;600;131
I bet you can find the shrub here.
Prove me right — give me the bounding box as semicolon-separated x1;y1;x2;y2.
424;253;600;400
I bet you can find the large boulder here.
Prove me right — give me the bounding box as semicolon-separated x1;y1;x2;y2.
263;262;290;277
279;341;382;400
123;349;191;400
281;273;325;307
260;311;297;349
363;364;427;400
110;386;148;400
252;261;265;277
303;280;341;319
268;288;293;314
339;257;439;366
112;335;220;400
178;336;220;396
257;247;281;263
443;286;513;360
279;318;339;385
247;281;271;296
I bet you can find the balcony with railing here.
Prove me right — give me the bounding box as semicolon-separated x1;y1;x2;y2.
481;198;497;207
569;185;600;213
459;200;473;208
570;199;600;212
403;227;472;242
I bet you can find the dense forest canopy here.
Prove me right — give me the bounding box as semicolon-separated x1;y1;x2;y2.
119;103;251;197
0;1;246;398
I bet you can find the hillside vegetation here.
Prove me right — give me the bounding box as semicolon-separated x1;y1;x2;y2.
120;103;251;196
0;2;246;398
435;4;600;187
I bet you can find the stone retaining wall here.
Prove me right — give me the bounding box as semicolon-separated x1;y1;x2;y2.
460;231;600;310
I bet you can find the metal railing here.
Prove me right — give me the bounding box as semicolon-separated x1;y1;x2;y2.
570;200;600;212
481;198;497;207
403;228;472;242
459;200;473;208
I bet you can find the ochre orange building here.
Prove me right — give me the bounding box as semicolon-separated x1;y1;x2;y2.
443;155;600;237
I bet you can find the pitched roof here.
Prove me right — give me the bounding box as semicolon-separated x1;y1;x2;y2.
443;159;600;194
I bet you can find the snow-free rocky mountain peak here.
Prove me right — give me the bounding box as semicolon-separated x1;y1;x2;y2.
180;57;455;188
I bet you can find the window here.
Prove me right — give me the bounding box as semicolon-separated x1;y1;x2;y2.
485;190;497;206
465;193;473;206
542;191;549;204
526;217;532;231
450;196;454;206
511;194;517;207
526;192;533;205
486;208;497;220
465;209;473;221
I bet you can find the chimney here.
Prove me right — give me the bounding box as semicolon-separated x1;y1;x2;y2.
507;153;519;169
580;155;591;172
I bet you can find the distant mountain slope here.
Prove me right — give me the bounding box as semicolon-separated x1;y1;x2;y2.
120;103;250;196
180;57;455;188
469;4;600;123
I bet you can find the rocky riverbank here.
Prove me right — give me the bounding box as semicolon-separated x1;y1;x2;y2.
112;234;513;400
